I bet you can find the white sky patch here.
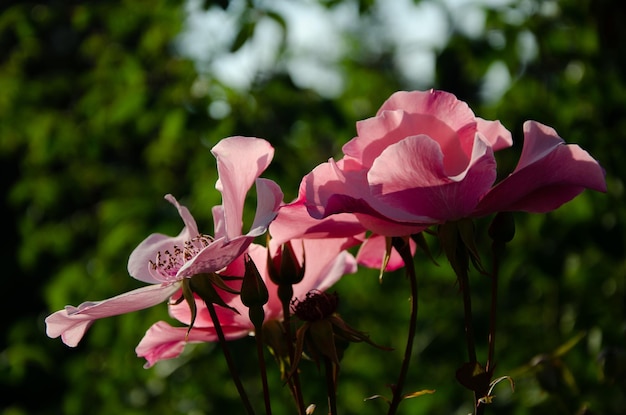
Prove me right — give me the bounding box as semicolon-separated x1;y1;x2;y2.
375;0;448;86
210;17;283;90
480;60;511;103
377;0;450;50
516;29;538;64
176;0;238;65
278;0;350;60
274;0;356;97
441;0;516;38
176;0;533;99
394;49;437;88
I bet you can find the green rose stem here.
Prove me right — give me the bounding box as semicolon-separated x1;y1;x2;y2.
278;285;306;415
459;265;478;363
387;236;419;415
186;273;256;414
484;212;515;411
241;254;273;415
324;356;338;415
439;221;481;413
254;327;272;415
205;299;256;415
458;262;482;415
486;245;500;377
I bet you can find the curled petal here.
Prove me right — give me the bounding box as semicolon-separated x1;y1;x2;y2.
212;205;227;240
164;194;199;236
212;136;275;241
475;121;607;215
45;283;180;347
249;178;284;237
127;195;199;284
476;118;513;151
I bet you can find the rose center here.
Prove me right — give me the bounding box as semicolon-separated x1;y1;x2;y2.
149;235;213;282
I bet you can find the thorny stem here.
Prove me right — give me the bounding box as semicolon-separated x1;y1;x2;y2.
279;286;306;415
324;357;338;415
387;237;419;415
205;300;256;415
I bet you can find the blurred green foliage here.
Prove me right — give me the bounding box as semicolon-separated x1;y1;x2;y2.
1;0;624;414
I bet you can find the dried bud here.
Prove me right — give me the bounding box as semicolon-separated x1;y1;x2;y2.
290;290;390;374
291;290;338;322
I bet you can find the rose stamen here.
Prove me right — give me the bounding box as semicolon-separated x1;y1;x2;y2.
149;234;213;282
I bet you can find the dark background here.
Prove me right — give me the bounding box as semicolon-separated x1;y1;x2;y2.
1;0;624;414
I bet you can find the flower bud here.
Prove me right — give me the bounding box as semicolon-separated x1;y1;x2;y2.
289;290;390;374
267;240;305;286
240;254;269;308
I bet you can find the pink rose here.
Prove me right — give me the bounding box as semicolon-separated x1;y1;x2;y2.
136;238;357;367
304;90;606;236
45;136;283;347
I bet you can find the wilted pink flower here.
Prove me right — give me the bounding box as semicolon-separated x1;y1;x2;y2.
135;238;357;367
45;136;283;347
304;90;606;236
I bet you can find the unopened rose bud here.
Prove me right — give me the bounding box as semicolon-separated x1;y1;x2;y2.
267;240;305;286
241;254;269;308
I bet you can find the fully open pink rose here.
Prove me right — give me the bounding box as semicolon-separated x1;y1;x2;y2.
304;90;606;236
45;136;283;347
136;238;357;367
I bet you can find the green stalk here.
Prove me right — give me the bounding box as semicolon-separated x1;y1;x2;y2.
279;285;306;415
254;324;272;415
205;300;256;415
486;241;502;375
324;356;338;415
387;237;419;415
